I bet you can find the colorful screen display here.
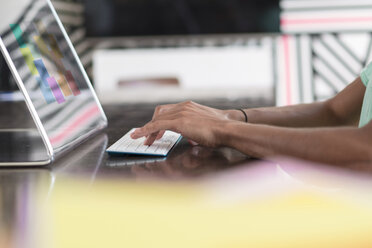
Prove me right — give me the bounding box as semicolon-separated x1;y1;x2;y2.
10;22;81;104
0;0;107;152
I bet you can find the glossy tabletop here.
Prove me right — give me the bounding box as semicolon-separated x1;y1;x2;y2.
2;98;372;248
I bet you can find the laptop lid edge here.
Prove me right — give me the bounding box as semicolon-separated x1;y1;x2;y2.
47;0;108;125
0;37;55;164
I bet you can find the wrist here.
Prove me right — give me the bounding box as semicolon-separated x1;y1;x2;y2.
214;120;238;147
224;109;246;122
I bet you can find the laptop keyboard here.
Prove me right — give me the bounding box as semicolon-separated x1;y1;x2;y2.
106;128;182;156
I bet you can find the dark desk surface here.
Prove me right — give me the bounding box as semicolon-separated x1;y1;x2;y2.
55;98;269;179
3;99;372;248
1;98;270;178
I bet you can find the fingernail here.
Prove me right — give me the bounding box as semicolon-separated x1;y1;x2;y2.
131;132;141;139
132;129;142;136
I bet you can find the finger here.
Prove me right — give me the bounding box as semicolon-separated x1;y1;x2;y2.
144;133;158;146
144;130;165;146
156;130;166;140
131;112;180;140
131;128;143;139
153;102;192;120
131;120;176;139
150;101;200;125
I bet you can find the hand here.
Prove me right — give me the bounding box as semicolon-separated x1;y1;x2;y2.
131;101;241;147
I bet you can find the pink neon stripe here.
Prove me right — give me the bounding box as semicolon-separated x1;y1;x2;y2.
50;105;100;145
281;16;372;26
282;35;292;106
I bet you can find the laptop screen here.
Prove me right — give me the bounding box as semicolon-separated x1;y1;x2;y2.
0;0;107;155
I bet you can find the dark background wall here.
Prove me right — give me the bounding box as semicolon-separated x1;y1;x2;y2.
84;0;279;37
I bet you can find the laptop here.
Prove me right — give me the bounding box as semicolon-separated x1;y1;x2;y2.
0;0;108;166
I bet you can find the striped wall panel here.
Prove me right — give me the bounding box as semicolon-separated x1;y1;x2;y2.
276;35;313;106
277;0;372;106
276;33;372;106
281;0;372;34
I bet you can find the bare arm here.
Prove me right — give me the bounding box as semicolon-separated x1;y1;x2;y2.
220;121;372;166
227;77;365;127
131;77;369;166
132;107;372;166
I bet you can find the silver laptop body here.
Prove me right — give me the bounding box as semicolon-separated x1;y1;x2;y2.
0;0;108;166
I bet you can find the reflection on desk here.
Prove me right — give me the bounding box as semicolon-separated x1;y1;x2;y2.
105;144;249;180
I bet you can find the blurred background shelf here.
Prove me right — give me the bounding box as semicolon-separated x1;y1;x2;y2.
2;0;372;106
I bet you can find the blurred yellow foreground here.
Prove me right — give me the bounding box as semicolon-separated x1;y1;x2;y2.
42;159;372;248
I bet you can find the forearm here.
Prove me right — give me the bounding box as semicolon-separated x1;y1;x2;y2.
219;121;372;166
226;77;364;128
228;101;353;128
246;102;340;127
